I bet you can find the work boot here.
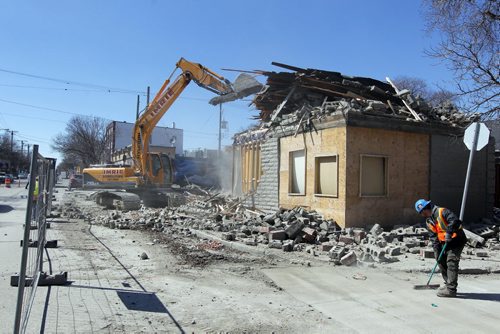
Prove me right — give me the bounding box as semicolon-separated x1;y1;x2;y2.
438;285;448;293
437;288;456;298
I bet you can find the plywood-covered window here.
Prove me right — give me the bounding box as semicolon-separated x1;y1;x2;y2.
289;150;306;194
240;143;262;193
315;155;338;197
360;155;388;197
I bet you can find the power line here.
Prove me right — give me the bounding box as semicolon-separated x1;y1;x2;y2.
16;133;52;145
0;67;145;94
0;97;112;120
0;83;147;95
0;111;66;124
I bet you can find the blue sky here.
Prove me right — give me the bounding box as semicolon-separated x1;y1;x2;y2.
0;0;453;162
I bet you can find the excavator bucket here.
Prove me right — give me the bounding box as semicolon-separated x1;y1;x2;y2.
209;73;263;105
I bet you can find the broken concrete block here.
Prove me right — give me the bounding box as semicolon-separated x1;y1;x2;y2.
376;239;387;248
285;221;305;239
353;230;367;244
223;233;236;241
415;227;428;236
282;241;294;252
259;226;271;234
379;232;395;242
263;213;276;224
320;243;334;252
339;235;355;245
297;217;310;225
360;253;374;262
464;228;485;248
475;251;488;258
268;240;283;249
472;226;496;239
269;230;287;241
329;245;346;261
340;251;357;266
403;238;419;249
410;248;420;254
387;246;401;256
301;227;317;243
305;245;317;256
420;248;434;259
370;224;383;236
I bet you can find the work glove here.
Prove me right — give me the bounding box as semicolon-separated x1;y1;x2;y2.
445;233;452;243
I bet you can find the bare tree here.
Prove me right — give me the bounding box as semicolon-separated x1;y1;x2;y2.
393;76;430;98
423;0;500;117
393;76;458;107
52;116;107;166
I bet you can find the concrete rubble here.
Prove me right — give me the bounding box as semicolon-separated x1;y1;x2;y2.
56;189;500;268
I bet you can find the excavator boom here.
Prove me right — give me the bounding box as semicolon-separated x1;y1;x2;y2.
133;58;233;183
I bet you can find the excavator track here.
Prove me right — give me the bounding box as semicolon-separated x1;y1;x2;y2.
92;189;169;210
94;191;142;211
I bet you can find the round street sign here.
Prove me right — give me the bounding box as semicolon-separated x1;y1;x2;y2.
464;122;490;151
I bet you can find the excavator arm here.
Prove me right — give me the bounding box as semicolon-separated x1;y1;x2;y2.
132;58;233;182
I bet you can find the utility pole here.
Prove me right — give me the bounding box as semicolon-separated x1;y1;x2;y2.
27;144;30;160
218;103;222;158
136;95;140;120
20;141;26;171
146;86;150;109
9;130;17;172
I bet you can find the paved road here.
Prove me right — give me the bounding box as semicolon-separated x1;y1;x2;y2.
263;266;500;333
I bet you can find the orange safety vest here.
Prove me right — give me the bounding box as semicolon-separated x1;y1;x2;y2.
426;207;462;242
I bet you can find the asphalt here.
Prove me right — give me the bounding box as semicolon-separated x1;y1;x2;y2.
263;266;500;333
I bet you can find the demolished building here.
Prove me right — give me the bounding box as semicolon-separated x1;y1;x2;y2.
231;62;495;228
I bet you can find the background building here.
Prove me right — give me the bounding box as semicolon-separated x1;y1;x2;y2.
105;121;183;163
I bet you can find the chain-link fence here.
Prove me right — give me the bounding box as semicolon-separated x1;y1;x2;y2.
13;145;57;334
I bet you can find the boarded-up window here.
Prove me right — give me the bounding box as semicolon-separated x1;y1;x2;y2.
360;155;387;196
315;156;338;196
240;144;261;193
289;150;305;194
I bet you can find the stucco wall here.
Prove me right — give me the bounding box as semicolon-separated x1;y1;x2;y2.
279;127;347;226
430;134;494;222
345;127;429;228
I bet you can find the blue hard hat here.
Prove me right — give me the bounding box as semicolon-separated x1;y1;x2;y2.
415;199;431;213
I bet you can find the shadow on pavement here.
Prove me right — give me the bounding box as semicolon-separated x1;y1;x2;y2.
456;292;500;302
117;290;168;313
0;205;14;213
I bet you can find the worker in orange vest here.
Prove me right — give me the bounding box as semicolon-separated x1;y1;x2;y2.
415;199;467;297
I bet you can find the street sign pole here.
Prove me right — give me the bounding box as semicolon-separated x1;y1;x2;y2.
459;122;480;221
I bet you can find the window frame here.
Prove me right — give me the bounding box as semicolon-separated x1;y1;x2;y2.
314;153;339;198
359;154;389;198
288;149;306;196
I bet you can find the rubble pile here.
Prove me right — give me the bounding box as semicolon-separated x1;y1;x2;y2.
252;62;479;132
67;185;500;267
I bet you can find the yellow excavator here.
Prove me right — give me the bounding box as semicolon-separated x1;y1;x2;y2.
82;58;260;209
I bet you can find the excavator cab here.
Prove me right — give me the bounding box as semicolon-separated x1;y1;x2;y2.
145;152;173;186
